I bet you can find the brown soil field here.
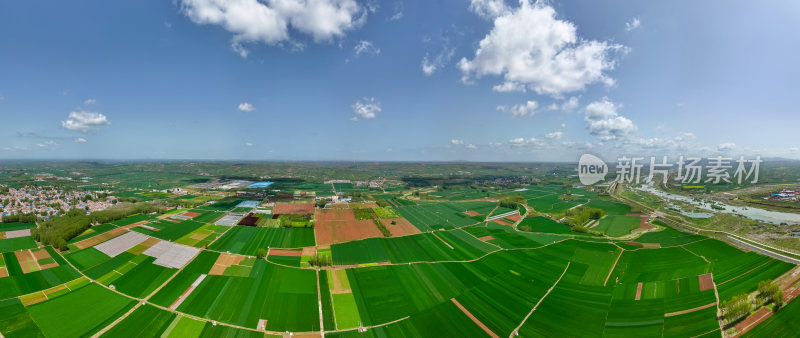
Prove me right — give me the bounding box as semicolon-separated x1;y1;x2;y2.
464;210;481;217
635;282;643;300
73;227;127;250
301;246;317;257
273;203;315;215
182;212;202;218
314;209;383;246
477;235;495;241
381;218;421;236
209;253;245;275
31;249;59;270
492;219;511;226
698;273;714;291
0;267;8;278
269;249;303;257
16;250;39;273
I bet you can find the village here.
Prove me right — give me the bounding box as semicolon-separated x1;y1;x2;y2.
0;185;116;218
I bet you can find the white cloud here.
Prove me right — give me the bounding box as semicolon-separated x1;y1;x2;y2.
625;17;641;32
544;131;563;140
390;1;403;20
466;144;477;150
421;47;455;76
84;98;97;105
497;100;538;118
584;98;637;140
561;96;579;112
61;110;111;133
353;40;380;57
246;142;254;147
451;139;465;145
508;137;545;148
36;140;58;150
74;138;87;143
238;102;255;112
459;1;627;96
351;97;381;121
469;0;509;19
179;0;367;57
718;142;736;151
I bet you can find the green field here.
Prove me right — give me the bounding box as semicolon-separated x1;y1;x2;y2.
394;201;496;231
208;226;315;254
27;283;135;338
331;229;496;265
518;216;571;234
593;215;641;237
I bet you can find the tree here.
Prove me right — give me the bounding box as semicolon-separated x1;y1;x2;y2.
256;248;267;258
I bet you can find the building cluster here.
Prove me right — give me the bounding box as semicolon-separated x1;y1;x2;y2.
766;189;799;201
0;186;117;218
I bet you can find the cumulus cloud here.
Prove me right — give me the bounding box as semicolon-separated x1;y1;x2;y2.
246;142;254;147
353;40;380;57
718;142;736;151
561;96;579;112
179;0;367;57
544;131;563;140
351;97;381;121
74;138;87;143
584;98;636;140
466;144;477;150
451;139;465;145
84;98;97;105
459;1;627;96
61;110;111;133
625;17;641;31
238;102;255;112
497;100;538;118
508;137;545;148
469;0;509;19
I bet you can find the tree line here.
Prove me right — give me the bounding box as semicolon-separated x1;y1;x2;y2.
32;202;166;250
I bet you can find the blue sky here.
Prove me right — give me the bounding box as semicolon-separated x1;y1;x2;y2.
1;0;798;161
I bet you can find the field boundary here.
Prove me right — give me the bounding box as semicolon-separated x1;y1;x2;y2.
510;261;571;337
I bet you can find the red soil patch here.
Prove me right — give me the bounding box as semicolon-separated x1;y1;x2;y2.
492;219;512;226
464;210;481;217
181;212;202;218
735;307;773;335
451;299;499;338
273;203;315;215
625;242;643;247
698;273;714;292
268;249;303;257
477;236;495;241
635;282;643;300
505;213;522;222
381;218;421;237
314;208;383;246
586;219;599;229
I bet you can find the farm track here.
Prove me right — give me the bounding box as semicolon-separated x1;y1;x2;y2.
510;261;571;337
